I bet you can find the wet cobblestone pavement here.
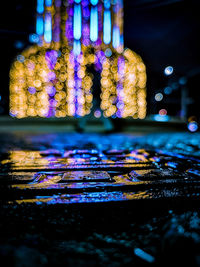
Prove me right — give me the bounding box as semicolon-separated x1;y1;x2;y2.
1;131;200;266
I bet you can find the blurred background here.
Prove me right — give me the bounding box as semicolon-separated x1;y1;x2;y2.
0;0;200;127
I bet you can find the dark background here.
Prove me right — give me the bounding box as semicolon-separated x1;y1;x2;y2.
0;0;200;120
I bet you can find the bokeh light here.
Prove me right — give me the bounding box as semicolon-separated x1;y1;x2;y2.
164;86;172;95
10;0;147;119
188;122;198;132
188;116;199;132
159;109;167;116
94;110;101;118
164;66;173;76
155;93;163;101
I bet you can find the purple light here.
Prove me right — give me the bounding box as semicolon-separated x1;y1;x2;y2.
83;24;90;35
49;99;57;106
55;0;61;7
53;15;61;42
188;122;198;132
83;6;90;18
47;72;56;81
116;55;125;117
28;87;36;94
46;85;56;96
116;110;121;118
95;38;102;46
117;101;124;110
94;110;101;118
45;50;58;70
68;7;74;16
65;20;73;40
82;0;90;7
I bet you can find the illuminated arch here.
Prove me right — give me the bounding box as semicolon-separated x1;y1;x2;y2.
10;0;147;119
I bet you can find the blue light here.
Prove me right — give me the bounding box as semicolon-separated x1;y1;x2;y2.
188;122;198;132
90;0;98;5
74;0;81;3
134;248;155;263
44;13;52;43
90;6;98;42
105;48;112;57
153;114;170;122
104;0;111;9
14;41;24;49
37;0;44;14
179;77;187;85
17;55;25;62
45;0;52;6
112;26;120;49
36;16;44;36
73;4;82;40
103;10;111;44
120;35;124;47
73;40;81;56
29;34;40;43
164;66;173;76
164;86;172;95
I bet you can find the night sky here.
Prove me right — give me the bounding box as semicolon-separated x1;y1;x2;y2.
0;0;200;118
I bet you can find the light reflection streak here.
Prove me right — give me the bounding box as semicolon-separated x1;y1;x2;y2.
3;143;200;205
12;191;150;205
1;149;151;171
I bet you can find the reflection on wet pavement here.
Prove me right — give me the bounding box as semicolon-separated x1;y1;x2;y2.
1;149;150;170
0;132;200;205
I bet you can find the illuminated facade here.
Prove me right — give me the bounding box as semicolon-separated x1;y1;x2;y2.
10;0;147;118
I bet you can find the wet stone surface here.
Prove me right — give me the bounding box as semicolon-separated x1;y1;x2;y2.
1;131;200;266
0;132;200;204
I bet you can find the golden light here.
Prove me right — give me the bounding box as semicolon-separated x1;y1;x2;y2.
10;0;147;119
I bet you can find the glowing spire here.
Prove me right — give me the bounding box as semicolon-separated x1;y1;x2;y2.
36;16;44;36
103;9;111;44
37;0;44;14
73;4;82;40
112;26;120;49
90;6;98;42
45;0;52;7
44;13;52;43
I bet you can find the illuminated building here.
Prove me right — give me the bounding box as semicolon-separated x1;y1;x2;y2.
10;0;147;119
